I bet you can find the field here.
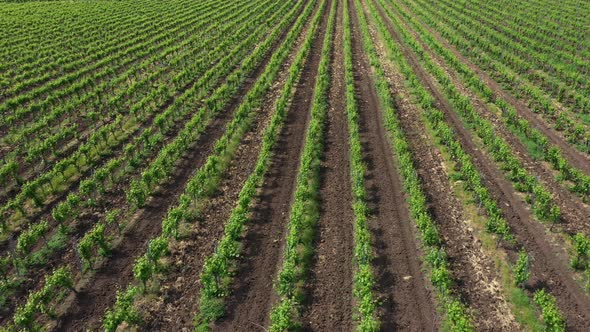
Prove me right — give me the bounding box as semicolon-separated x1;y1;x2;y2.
0;0;589;330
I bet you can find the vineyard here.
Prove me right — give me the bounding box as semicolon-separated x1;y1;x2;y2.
0;0;589;330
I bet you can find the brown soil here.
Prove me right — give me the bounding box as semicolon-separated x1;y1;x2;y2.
51;7;303;330
136;1;318;329
348;0;439;330
365;0;518;330
368;0;517;331
369;0;590;329
300;0;355;330
213;1;331;330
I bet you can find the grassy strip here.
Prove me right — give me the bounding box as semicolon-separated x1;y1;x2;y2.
354;0;473;330
267;0;335;330
441;158;544;331
193;0;326;328
342;0;379;330
101;0;319;330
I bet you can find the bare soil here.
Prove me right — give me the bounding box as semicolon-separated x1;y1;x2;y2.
136;1;318;329
213;1;330;330
348;0;439;330
301;0;355;329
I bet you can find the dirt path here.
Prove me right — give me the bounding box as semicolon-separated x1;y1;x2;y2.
368;0;590;329
348;0;438;330
52;6;304;330
394;0;590;174
300;0;355;329
213;1;331;330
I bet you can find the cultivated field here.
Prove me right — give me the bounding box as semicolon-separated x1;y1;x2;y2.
0;0;589;330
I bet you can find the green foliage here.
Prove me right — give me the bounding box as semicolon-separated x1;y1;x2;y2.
133;255;153;292
571;233;590;270
533;290;566;332
78;222;111;270
102;1;317;330
12;267;74;330
16;220;49;255
343;0;379;328
514;250;530;288
103;287;142;332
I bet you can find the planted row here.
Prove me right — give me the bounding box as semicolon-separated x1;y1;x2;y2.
269;0;335;329
402;0;590;153
342;0;379;329
369;1;568;329
376;0;561;225
194;0;325;328
386;0;590;203
0;0;293;317
101;0;317;329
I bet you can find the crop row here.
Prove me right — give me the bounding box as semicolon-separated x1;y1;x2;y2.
387;0;590;202
268;0;335;329
342;0;379;329
0;0;266;207
389;0;590;281
0;0;294;321
0;0;279;238
400;0;590;154
194;0;324;328
0;0;203;100
355;0;473;329
369;0;568;329
100;0;317;330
